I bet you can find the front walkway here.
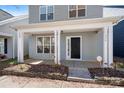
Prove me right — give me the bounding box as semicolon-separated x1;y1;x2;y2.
24;59;100;79
0;75;119;88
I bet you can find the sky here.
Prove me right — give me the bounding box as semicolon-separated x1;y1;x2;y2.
0;5;28;16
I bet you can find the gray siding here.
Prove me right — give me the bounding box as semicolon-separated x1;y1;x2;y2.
29;5;103;24
60;31;103;61
29;31;103;61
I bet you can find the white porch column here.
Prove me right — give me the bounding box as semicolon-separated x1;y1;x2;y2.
108;25;113;67
12;36;15;59
57;30;61;64
17;31;24;63
54;30;58;64
103;27;108;67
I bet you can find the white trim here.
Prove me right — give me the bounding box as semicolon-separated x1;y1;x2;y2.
103;27;108;67
66;36;70;60
39;5;55;21
0;38;4;54
68;5;87;19
12;37;15;59
66;36;82;61
54;30;58;64
57;30;61;64
108;25;113;67
0;15;28;26
17;31;24;63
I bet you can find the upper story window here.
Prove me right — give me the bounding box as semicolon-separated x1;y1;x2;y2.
69;5;86;18
40;5;54;21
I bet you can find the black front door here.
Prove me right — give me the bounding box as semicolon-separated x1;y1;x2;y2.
71;37;80;59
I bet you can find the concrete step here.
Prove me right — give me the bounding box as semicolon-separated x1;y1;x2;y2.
68;67;91;79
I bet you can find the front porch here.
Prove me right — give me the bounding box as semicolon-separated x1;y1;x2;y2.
15;17;123;68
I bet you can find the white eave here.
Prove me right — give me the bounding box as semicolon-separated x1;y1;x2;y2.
14;16;124;30
0;15;28;26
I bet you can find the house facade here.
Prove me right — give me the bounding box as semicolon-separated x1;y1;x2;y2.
28;5;103;61
15;5;123;67
0;15;29;58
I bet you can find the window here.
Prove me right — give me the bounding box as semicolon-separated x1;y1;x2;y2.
37;36;54;54
0;38;4;54
40;5;54;20
69;5;86;18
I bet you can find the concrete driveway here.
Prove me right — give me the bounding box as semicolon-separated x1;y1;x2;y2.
0;75;120;88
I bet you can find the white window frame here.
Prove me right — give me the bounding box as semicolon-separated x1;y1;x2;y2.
0;38;4;54
68;5;87;19
39;5;54;21
36;36;54;54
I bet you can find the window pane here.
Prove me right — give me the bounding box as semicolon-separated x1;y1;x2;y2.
41;5;46;14
51;46;54;53
48;6;53;13
44;46;50;53
48;13;53;20
78;9;85;17
37;46;43;53
40;14;46;20
40;6;46;20
51;37;54;45
69;10;76;17
44;37;50;53
69;5;76;18
44;37;50;45
37;37;43;45
48;6;53;20
51;37;54;53
37;37;43;53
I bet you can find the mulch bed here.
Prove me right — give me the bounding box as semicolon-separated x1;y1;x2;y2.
88;68;124;86
0;63;69;80
88;68;124;79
